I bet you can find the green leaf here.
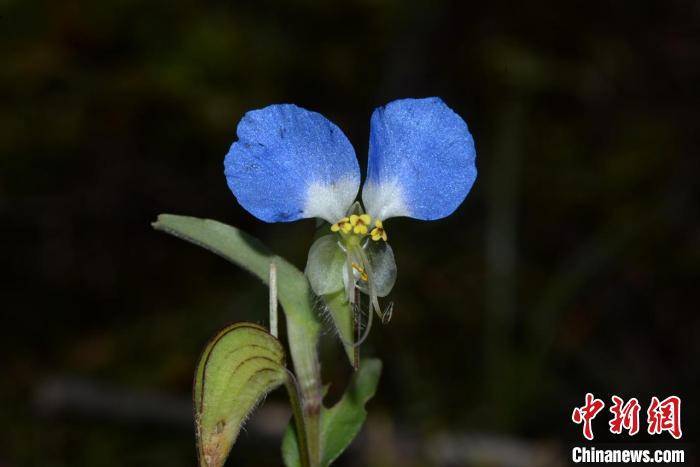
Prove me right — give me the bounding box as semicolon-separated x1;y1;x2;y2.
282;359;382;467
320;358;382;465
194;322;288;467
152;214;316;327
281;421;303;467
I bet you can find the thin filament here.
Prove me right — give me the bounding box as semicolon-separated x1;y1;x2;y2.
355;245;381;315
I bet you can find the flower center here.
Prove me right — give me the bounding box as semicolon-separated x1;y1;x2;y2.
331;214;387;241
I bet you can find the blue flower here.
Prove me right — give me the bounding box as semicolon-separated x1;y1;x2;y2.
224;97;476;339
225;97;476;226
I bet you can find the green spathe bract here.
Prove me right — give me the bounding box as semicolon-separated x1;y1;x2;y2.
323;289;357;369
305;235;346;296
193;323;288;467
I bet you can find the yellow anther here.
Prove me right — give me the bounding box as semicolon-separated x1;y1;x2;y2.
351;262;368;282
330;217;352;234
370;219;387;241
349;214;371;235
354;224;368;235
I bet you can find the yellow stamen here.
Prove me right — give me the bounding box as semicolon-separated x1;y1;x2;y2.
351;262;368;282
330;216;352;234
370;219;388;241
348;214;371;235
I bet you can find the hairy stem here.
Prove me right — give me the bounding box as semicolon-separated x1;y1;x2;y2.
286;313;322;466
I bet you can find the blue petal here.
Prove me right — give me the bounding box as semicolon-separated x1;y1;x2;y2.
224;104;360;223
362;97;477;220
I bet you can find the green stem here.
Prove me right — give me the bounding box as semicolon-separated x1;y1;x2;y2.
284;372;311;467
286;311;322;467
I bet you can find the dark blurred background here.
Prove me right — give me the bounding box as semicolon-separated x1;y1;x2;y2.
2;1;698;466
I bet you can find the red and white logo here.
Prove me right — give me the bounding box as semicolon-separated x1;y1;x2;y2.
572;394;682;440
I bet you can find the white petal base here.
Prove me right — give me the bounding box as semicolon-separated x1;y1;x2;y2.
304;177;359;223
362;179;409;220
